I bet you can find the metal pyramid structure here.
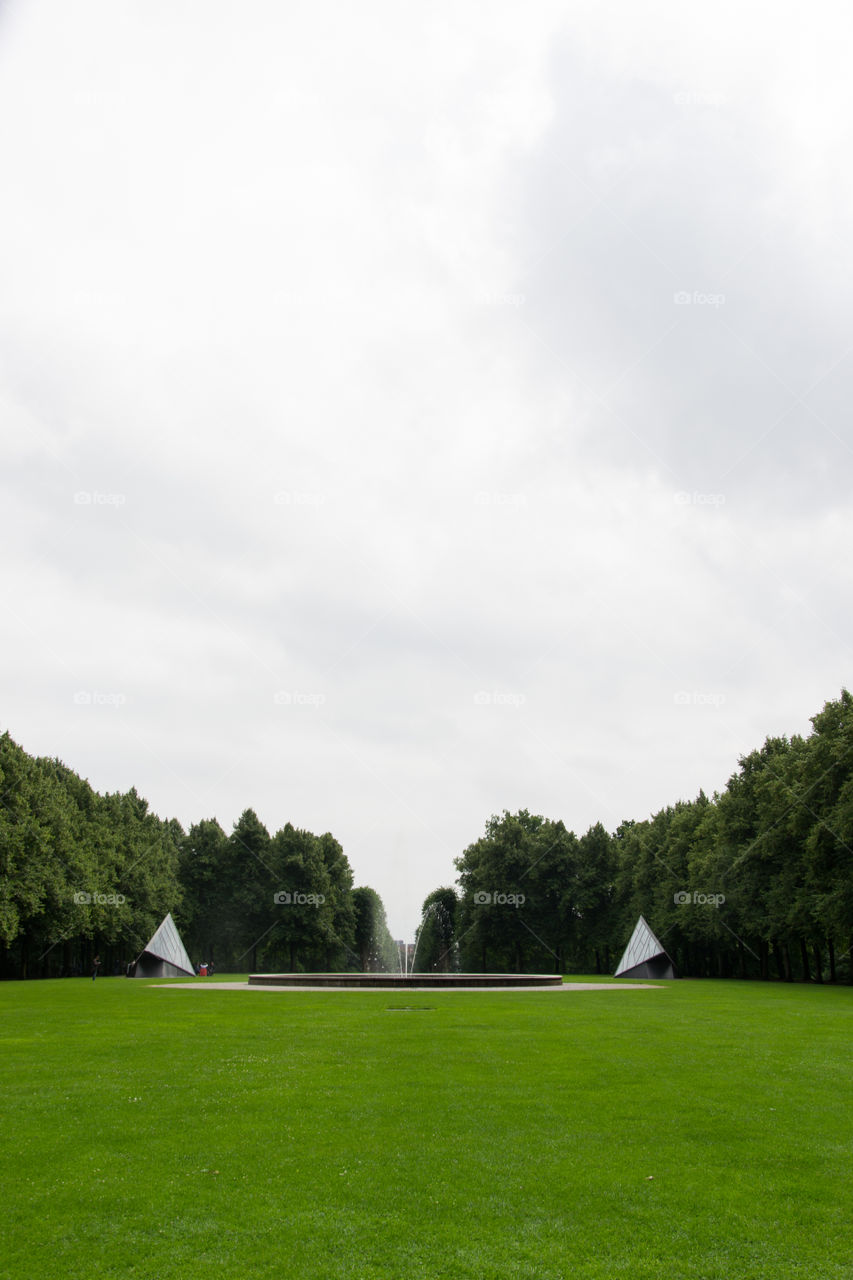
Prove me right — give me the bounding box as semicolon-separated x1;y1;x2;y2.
133;912;195;978
614;915;676;979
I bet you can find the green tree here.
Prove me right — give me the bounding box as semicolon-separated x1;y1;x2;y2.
222;809;274;971
266;824;329;973
353;886;399;972
177;818;230;965
412;887;458;972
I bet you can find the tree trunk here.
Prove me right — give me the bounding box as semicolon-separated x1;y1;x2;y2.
771;941;782;981
783;945;793;982
828;938;836;983
812;944;823;983
799;937;811;982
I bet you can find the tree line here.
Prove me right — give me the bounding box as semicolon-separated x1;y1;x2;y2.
413;691;853;982
4;689;853;981
0;732;397;979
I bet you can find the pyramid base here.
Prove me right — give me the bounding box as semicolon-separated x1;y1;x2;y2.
617;956;677;980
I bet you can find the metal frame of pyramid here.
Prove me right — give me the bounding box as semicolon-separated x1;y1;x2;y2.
133;912;196;978
614;914;677;979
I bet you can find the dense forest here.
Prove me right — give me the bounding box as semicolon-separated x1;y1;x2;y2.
0;736;397;979
414;691;853;982
3;689;852;981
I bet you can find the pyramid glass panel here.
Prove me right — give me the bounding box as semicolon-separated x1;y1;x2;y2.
136;913;195;977
615;915;668;977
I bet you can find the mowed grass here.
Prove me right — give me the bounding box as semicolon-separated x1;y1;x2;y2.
0;977;851;1279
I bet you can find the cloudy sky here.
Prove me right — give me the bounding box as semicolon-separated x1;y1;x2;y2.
1;0;851;939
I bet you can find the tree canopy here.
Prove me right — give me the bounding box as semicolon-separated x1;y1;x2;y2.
3;689;853;981
422;691;853;981
0;732;389;979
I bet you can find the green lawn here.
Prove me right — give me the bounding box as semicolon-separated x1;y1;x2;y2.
0;976;850;1279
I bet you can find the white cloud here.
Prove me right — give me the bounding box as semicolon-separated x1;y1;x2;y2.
1;1;851;938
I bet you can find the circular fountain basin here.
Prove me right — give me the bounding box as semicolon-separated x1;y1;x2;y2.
248;972;562;988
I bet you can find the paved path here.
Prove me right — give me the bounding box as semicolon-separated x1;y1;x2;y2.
154;981;665;993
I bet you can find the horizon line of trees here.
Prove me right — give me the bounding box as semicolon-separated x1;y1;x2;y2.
4;688;853;982
412;690;853;983
0;732;398;980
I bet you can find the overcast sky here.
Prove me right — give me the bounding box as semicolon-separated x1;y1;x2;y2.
1;0;851;939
